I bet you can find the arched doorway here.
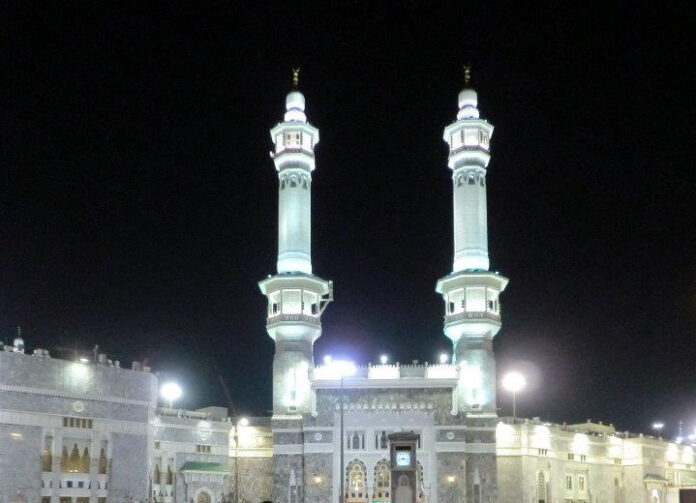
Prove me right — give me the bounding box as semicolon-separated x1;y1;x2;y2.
197;491;211;503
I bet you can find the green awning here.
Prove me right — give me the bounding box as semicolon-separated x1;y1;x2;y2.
180;461;230;473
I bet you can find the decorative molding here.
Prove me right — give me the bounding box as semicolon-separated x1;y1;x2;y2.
273;444;304;455
435;442;496;453
0;383;154;407
0;408;149;435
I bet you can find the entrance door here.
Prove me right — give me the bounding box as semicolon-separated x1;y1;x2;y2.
197;492;211;503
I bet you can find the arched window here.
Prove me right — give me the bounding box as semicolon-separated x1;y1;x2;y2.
80;447;90;473
197;492;211;503
98;448;107;475
537;470;548;503
346;461;367;502
68;444;81;473
41;437;52;472
373;461;390;501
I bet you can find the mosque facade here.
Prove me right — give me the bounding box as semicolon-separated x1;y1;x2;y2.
1;75;695;503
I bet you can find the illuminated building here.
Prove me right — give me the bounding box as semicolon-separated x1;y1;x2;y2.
1;72;695;503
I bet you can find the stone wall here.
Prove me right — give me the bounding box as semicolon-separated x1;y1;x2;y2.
0;423;42;502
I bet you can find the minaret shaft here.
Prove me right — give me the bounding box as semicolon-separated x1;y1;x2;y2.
259;85;331;418
436;84;507;414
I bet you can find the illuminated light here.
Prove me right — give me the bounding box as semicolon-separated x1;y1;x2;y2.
312;474;322;484
502;371;526;393
160;382;182;408
439;353;449;364
380;354;388;365
10;432;22;440
323;355;332;365
79;357;89;363
70;362;89;379
314;359;357;380
532;425;551;449
238;417;249;427
446;475;456;483
496;422;515;447
571;433;589;454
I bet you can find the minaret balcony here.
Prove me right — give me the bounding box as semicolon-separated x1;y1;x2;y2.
444;311;500;324
267;313;321;327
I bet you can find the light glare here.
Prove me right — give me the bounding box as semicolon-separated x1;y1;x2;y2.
502;371;526;393
380;354;388;365
160;382;182;403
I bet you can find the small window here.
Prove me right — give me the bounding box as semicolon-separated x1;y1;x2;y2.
568;453;574;461
468;176;475;185
565;474;573;490
155;441;161;449
580;454;586;462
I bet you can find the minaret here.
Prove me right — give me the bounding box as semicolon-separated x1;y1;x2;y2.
436;68;508;414
259;69;333;417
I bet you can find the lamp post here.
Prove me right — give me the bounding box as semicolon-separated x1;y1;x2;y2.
502;371;526;422
328;359;355;503
160;382;182;409
652;422;665;437
234;417;248;503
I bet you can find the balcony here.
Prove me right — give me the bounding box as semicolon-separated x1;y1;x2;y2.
266;314;321;326
444;311;500;324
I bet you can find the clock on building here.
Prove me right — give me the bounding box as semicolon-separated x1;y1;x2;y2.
396;449;411;467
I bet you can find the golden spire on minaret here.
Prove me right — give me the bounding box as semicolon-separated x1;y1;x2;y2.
292;67;300;88
463;64;472;86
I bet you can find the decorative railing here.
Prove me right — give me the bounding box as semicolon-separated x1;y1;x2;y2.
444;311;500;323
266;314;321;326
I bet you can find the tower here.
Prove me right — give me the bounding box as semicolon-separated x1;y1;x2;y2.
258;70;333;417
435;70;508;414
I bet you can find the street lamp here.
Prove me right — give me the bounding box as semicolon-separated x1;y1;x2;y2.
502;371;526;422
652;422;665;437
439;353;449;364
329;359;356;503
380;354;388;365
160;382;182;409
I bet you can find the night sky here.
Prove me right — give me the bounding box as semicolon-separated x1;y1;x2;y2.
2;4;694;435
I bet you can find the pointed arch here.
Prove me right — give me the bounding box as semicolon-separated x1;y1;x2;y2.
345;460;368;503
373;460;391;501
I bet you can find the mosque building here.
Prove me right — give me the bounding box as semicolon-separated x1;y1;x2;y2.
1;71;695;503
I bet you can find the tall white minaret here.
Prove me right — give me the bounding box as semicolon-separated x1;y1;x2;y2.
259;69;333;417
436;69;508;414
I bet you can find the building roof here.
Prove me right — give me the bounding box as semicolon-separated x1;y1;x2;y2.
180;461;230;473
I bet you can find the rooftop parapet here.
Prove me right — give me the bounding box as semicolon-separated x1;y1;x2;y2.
312;362;458;382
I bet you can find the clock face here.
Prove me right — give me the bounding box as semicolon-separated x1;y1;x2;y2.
396;450;411;467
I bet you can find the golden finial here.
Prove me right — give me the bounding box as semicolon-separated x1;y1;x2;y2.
463;64;472;86
292;67;300;88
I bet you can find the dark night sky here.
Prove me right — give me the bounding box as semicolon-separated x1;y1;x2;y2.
1;3;694;435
